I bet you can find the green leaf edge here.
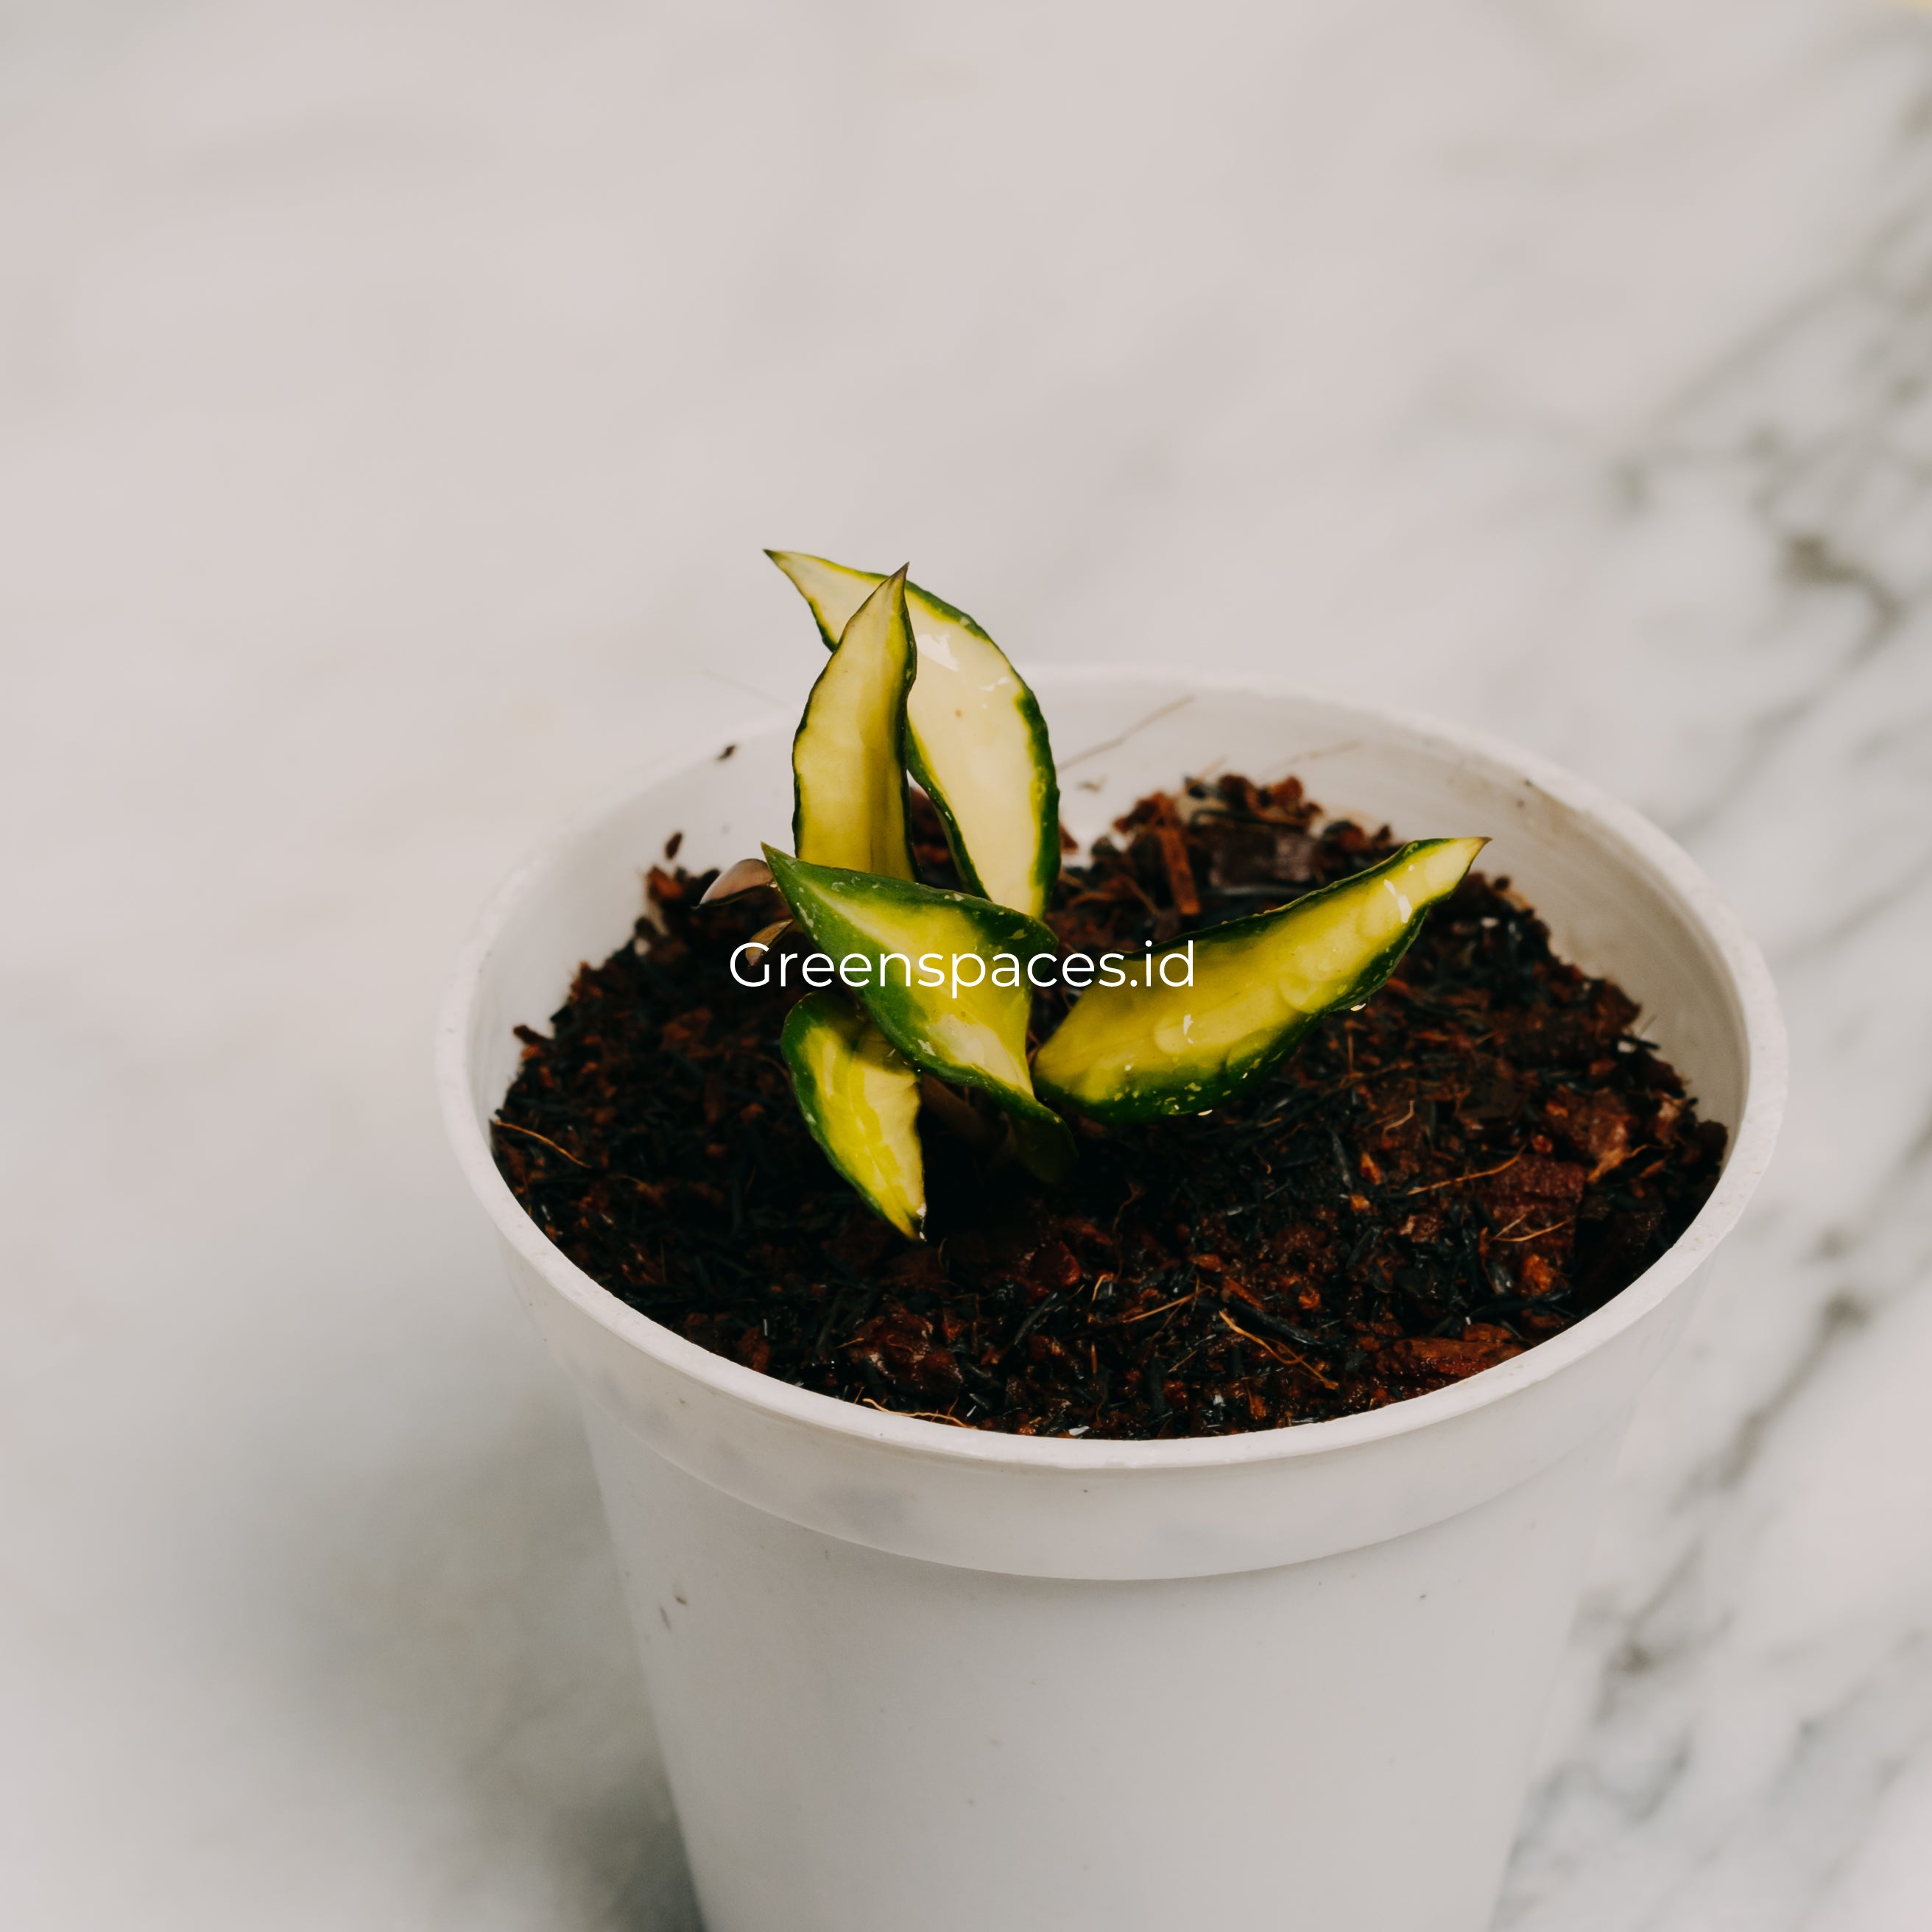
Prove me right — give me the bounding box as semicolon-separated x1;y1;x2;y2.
780;990;926;1240
766;551;1062;918
789;570;918;882
1033;839;1482;1125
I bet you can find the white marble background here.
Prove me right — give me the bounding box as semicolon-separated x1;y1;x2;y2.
4;0;1930;1925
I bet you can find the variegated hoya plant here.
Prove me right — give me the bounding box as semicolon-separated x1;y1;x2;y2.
702;555;1484;1240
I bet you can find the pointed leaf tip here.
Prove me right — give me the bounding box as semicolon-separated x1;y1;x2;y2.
764;550;1061;918
789;577;917;881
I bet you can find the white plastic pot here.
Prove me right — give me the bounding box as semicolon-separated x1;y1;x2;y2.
440;674;1783;1932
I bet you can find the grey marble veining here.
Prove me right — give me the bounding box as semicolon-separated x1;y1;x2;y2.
1499;40;1932;1925
4;1;1930;1927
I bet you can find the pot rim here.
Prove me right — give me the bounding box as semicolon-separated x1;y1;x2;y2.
437;667;1785;1476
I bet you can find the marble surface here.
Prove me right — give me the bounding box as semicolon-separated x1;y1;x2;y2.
4;0;1931;1925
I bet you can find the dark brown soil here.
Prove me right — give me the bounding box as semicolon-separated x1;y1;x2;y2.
493;773;1727;1439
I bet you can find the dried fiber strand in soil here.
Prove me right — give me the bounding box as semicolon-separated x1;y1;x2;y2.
492;778;1727;1439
